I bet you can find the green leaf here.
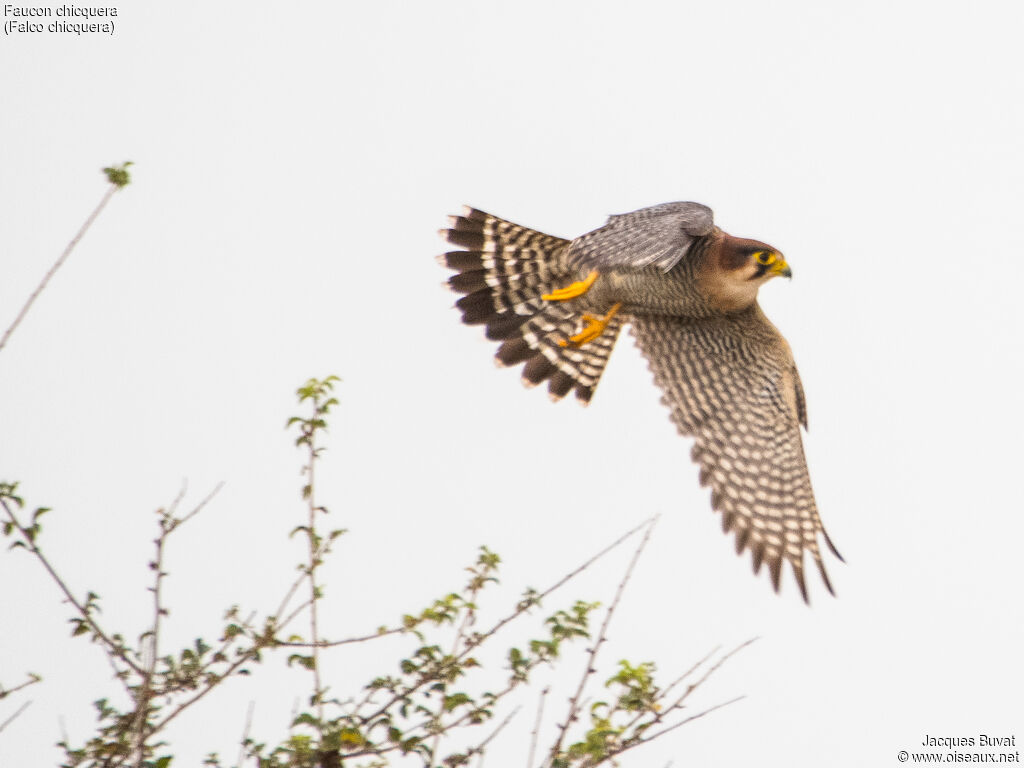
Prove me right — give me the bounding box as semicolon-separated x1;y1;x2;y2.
292;712;318;727
287;654;316;670
443;692;472;712
102;161;133;187
399;736;422;755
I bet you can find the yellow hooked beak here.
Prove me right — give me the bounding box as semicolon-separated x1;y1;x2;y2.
772;258;792;279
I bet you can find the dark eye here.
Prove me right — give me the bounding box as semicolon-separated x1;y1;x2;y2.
754;251;775;266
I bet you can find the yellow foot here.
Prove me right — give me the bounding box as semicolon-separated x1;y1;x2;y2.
542;270;599;302
560;302;623;348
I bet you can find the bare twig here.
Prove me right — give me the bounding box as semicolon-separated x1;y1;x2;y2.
0;178;122;354
527;686;549;768
656;639;757;721
163;482;189;522
468;705;519;765
548;516;658;762
279;597;315;637
168;481;224;534
658;645;722;702
235;701;256;768
244;579;318;654
272;570;308;629
479;516;657;650
274;625;405;648
632;694;746;745
0;700;33;734
0;672;41;701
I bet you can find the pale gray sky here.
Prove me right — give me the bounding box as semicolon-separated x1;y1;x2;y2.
2;1;1022;766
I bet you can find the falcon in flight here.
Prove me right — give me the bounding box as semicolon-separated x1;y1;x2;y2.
437;202;842;602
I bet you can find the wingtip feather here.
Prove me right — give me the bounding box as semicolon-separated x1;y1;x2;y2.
823;529;845;563
769;557;782;593
793;562;810;604
816;555;837;597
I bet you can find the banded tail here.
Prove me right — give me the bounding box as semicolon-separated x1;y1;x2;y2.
438;207;623;404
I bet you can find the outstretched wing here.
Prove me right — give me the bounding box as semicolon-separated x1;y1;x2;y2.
566;201;714;273
630;304;842;601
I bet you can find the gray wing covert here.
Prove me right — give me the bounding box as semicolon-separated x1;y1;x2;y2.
630;306;841;601
565;201;715;273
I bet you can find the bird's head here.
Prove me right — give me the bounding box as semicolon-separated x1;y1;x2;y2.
701;233;792;312
720;235;792;282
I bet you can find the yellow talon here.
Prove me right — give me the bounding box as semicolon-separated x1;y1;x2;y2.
542;270;599;302
559;302;622;348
